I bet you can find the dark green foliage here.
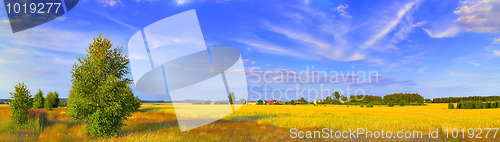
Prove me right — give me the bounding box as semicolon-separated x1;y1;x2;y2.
53;91;60;108
399;100;406;107
324;96;332;104
333;91;340;100
238;98;246;104
496;102;500;108
360;105;364;108
33;89;44;109
67;35;141;137
387;101;395;107
299;97;308;105
257;100;264;105
58;101;67;107
341;95;348;102
433;96;500;103
383;93;424;104
44;91;56;111
333;100;340;105
290;100;295;105
424;99;432;103
417;100;424;105
448;103;454;109
457;101;499;109
9;82;32;126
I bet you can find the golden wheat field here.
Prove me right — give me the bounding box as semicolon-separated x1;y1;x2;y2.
0;103;499;141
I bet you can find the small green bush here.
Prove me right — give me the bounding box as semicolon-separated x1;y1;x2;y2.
32;89;44;109
399;100;406;107
9;82;32;126
448;103;454;109
388;101;395;107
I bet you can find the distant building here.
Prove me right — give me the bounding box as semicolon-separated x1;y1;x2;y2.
266;100;277;104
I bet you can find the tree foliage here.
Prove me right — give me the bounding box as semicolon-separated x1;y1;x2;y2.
228;92;235;105
333;91;340;100
383;93;424;104
44;91;58;110
456;101;499;109
387;101;395;107
9;82;32;125
33;89;44;109
433;96;500;103
44;91;60;110
238;98;246;104
324;96;332;104
298;97;308;105
257;100;264;105
67;34;141;137
448;103;455;109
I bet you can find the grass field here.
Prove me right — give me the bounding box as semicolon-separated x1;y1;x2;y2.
0;103;499;141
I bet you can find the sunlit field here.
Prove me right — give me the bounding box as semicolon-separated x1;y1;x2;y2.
0;103;499;141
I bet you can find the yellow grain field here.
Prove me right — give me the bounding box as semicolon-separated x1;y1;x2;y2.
0;103;499;141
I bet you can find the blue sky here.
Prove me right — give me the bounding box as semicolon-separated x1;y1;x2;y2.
0;0;499;100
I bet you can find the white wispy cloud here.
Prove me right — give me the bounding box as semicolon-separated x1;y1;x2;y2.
99;0;121;7
363;1;418;47
454;0;500;33
493;38;500;44
422;25;462;38
235;39;313;60
494;50;500;57
337;4;352;18
235;0;423;64
412;21;427;27
176;0;190;5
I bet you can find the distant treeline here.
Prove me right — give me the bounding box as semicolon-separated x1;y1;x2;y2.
433;96;500;103
450;101;500;109
258;93;425;107
383;93;424;104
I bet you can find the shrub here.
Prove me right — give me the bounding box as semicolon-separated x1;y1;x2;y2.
257;100;264;105
399;100;406;107
9;82;32;126
497;102;500;108
448;103;454;109
368;104;374;108
388;101;395;107
192;101;202;105
360;105;364;108
333;100;340;105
